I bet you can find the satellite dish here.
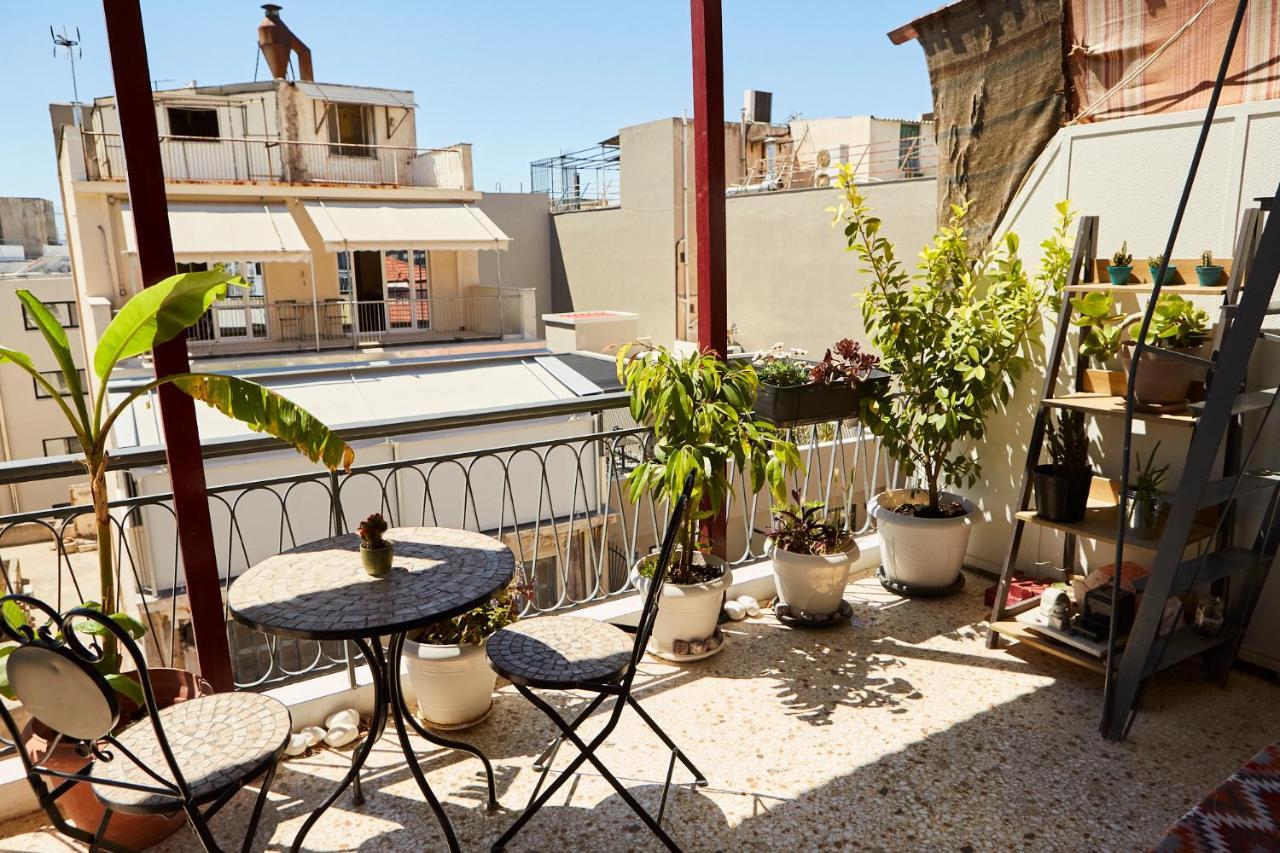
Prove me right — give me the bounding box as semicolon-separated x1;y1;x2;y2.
816;150;832;168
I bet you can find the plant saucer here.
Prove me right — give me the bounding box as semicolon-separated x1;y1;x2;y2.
647;628;727;663
774;600;853;629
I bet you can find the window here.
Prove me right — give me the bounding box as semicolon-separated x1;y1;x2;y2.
22;300;78;330
167;107;220;139
326;103;374;156
898;122;922;178
182;261;268;343
383;249;430;329
42;437;78;457
34;369;86;399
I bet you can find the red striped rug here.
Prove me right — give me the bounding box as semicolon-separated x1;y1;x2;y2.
1154;742;1280;852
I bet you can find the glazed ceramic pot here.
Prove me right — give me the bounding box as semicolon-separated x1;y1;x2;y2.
402;639;496;729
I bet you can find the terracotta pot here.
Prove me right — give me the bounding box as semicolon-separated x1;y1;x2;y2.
1122;343;1201;411
22;668;208;850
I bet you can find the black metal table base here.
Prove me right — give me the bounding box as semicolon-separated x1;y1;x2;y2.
290;634;498;853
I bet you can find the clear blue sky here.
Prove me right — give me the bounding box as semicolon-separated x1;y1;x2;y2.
0;1;938;211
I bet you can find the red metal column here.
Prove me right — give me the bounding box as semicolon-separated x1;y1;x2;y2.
691;0;728;556
690;0;728;359
102;0;234;691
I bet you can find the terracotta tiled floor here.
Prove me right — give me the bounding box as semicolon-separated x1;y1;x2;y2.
3;569;1278;852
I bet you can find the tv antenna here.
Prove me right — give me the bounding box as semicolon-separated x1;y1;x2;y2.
51;26;83;128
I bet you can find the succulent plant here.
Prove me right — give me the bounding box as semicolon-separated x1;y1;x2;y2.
1111;242;1132;267
1200;249;1215;267
358;513;389;549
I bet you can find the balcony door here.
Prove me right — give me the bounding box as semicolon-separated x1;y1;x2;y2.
353;250;385;332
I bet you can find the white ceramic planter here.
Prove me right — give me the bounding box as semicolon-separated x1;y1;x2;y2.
766;539;857;615
868;488;976;593
631;553;729;657
402;639;496;729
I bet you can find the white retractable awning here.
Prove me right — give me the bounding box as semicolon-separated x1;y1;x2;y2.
301;201;511;252
293;81;417;109
121;203;311;263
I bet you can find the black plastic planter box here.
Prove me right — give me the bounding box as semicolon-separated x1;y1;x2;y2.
754;369;888;427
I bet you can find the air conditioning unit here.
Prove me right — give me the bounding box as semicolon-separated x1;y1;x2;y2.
743;89;772;124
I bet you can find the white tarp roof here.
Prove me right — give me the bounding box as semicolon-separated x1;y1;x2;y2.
293;81;416;109
301;201;511;252
121;203;311;263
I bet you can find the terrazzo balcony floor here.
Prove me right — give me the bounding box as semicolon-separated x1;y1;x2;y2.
3;568;1278;852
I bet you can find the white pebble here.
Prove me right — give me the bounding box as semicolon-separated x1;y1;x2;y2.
284;733;309;756
737;596;761;617
723;600;747;621
300;726;326;747
324;723;359;748
324;708;359;729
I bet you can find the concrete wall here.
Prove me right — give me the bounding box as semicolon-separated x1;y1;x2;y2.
477;192;554;336
978;97;1280;668
0;198;57;259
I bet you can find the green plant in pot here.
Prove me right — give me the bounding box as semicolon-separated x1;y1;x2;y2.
1127;442;1169;540
1108;241;1133;285
402;576;524;728
358;513;393;577
1070;290;1127;394
834;169;1074;594
752;339;884;426
1124;293;1211;412
617;343;800;658
1033;410;1094;523
1147;253;1178;285
0;271;353;848
1196;249;1224;287
761;492;857;620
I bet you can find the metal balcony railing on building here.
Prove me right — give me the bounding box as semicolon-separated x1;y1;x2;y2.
80;132;467;189
0;397;895;696
183;293;526;356
730;135;939;195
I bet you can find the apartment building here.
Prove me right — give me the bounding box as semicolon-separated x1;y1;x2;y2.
50;6;544;375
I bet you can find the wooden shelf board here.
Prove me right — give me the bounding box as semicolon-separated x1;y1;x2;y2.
990;621;1107;673
1066;283;1228;295
1016;476;1217;550
1043;392;1198;427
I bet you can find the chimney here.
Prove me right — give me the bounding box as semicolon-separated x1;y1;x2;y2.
258;4;313;81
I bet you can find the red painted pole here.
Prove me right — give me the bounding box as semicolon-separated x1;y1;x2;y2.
102;0;234;692
690;0;728;360
691;0;728;556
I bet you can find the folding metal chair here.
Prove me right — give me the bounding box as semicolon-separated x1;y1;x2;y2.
0;595;290;853
486;473;705;852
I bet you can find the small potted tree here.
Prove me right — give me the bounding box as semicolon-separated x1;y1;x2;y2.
752;339;886;426
1196;250;1224;287
1107;242;1133;285
761;492;857;623
0;272;352;848
1033;410;1094;523
402;578;522;728
834;173;1074;594
357;513;393;577
1123;294;1211;412
617;344;799;659
1147;253;1178;285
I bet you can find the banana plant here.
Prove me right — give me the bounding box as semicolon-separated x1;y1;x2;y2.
0;269;354;702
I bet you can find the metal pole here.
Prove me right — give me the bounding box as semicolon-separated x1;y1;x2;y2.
691;0;728;558
101;0;234;692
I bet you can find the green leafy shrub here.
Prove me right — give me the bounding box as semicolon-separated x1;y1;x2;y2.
1070;291;1127;363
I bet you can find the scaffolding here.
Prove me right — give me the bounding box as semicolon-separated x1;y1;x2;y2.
530;139;621;211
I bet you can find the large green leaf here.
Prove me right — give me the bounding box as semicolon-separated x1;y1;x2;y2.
93;270;239;379
15;290;91;429
172;373;355;471
103;672;145;707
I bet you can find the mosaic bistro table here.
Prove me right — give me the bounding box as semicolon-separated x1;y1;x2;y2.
228;527;515;853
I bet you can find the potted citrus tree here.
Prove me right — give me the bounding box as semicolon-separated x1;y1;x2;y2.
761;492;857;622
833;168;1073;594
0;271;352;848
617;344;799;659
403;577;523;728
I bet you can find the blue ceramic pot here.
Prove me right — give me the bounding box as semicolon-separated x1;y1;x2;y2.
1107;265;1133;286
1195;265;1223;286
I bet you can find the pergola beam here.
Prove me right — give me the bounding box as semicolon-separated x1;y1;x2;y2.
102;0;234;692
690;0;728;360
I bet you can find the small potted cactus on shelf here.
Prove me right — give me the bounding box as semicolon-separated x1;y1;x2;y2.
1107;242;1133;285
1196;249;1224;286
358;513;393;577
1147;253;1178;285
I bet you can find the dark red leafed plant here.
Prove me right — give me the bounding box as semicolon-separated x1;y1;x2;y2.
760;491;852;556
809;338;878;386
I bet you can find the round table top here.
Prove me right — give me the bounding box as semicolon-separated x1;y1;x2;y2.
228;527;515;641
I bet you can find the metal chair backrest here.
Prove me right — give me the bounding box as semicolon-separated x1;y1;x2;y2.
0;594;194;806
625;473;696;680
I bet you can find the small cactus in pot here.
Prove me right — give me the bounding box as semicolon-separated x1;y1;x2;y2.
358;513;393;577
1107;241;1133;285
1195;249;1224;286
1148;253;1178;285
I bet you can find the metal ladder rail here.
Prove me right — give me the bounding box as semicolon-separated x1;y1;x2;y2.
1104;178;1280;740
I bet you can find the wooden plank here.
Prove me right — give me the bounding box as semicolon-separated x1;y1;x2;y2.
1067;283;1228;294
1043;392;1198;426
990;621;1107;673
1016;476;1217;550
1088;257;1233;287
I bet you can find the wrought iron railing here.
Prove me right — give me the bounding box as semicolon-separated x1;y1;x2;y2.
0;399;892;693
80;132;467;189
183;293;526;355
